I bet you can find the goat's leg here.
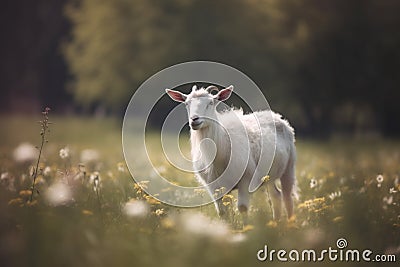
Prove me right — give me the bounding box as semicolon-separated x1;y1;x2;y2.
281;166;295;219
237;183;250;213
237;182;250;225
267;181;282;220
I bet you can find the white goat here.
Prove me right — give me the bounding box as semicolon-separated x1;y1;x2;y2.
166;85;296;220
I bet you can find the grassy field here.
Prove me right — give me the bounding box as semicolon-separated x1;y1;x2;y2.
0;115;399;267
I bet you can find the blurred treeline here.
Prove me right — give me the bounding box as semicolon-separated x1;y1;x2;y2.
1;0;400;137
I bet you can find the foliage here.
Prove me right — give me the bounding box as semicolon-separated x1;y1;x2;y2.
63;0;400;136
63;0;184;111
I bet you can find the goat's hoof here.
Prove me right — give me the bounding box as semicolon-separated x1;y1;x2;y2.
238;204;248;213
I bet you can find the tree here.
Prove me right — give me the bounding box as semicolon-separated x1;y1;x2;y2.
64;0;185;112
64;0;400;136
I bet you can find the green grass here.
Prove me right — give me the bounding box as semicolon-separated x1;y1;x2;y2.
0;115;399;267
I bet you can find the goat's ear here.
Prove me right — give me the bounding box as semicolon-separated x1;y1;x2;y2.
215;85;233;101
165;89;187;102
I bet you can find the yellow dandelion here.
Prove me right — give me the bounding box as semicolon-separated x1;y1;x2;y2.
266;220;278;228
333;216;343;222
82;209;94;216
27;200;37;207
19;190;32;197
222;194;234;206
286;216;298;229
242;224;255;232
222;201;231;206
288;215;296;223
161;218;175;229
222;194;234;200
8;198;24;206
262;175;270;183
145;195;161;205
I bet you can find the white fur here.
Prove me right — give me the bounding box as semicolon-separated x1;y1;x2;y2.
166;87;296;220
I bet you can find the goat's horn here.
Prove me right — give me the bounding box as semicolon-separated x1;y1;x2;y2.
206;85;219;94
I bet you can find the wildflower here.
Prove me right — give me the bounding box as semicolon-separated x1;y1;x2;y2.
194;188;206;197
117;162;125;173
222;194;234;206
19;190;33;197
266;220;278;228
242;224;255;232
29;166;35;177
80;149;100;163
73;163;86;181
89;171;101;192
145;195;161;205
180;212;229;239
376;174;384;184
45;182;73;206
26;200;38;206
13;142;38;162
94;177;100;192
161;217;175;229
1;172;9;180
123;200;149;218
333;216;343;222
59;147;70;159
389;187;397;194
43;166;51;176
82;209;93;216
310;178;318;189
383;195;393;205
89;171;100;183
134;180;149;192
1;172;15;191
262;175;270;183
8;198;24;206
328;191;341;201
155;208;164;216
228;233;247;243
213;187;226;198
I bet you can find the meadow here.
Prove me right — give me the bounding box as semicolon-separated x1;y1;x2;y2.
0;114;399;267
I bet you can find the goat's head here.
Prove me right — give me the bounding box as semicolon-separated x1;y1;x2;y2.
166;85;233;130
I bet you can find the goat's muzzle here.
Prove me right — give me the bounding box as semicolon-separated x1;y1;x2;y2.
190;116;203;130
